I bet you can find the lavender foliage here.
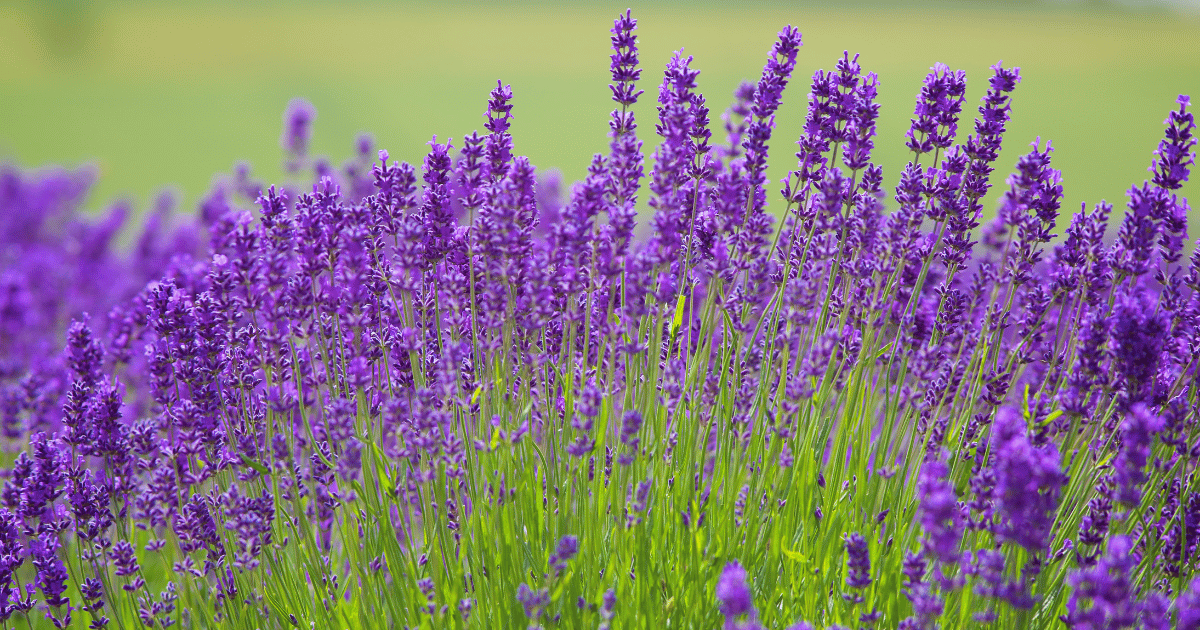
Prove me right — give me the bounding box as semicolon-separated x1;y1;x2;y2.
0;8;1197;630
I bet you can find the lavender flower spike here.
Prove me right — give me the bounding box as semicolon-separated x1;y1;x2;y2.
1151;94;1196;191
2;14;1198;630
844;532;872;590
1179;576;1200;630
548;534;579;572
1111;403;1165;507
716;560;755;619
906;63;967;159
742;25;803;220
917;457;963;564
992;406;1065;554
282;98;316;171
602;9;646;266
484;81;516;181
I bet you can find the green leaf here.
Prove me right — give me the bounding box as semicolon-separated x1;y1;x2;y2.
242;456;270;476
550;569;574;601
1038;408;1064;428
670;293;687;337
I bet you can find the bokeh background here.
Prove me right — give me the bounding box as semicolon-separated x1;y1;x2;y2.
1;0;1198;229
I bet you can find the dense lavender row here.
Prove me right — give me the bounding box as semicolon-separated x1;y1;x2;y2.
1;9;1198;629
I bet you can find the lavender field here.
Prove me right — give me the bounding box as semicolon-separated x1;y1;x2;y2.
1;6;1199;629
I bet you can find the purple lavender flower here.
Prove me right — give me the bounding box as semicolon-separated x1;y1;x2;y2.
0;507;25;622
79;576;105;616
30;532;70;617
548;534;579;572
600;9;646;271
991;406;1065;554
617;409;643;465
420;137;456;268
1179;577;1200;630
282;98;316;172
1064;535;1141;629
917;457;963;564
965;548;1033;615
1110;184;1166;280
906;63;968;158
14;432;66;524
1078;480;1113;552
484;81;515;180
646;50;702;268
716;560;755;620
111;540;144;593
942;62;1021;267
516;582;550;622
1109;290;1168;401
994;138;1064;284
1111;403;1165;507
844;532;872;590
1151;95;1196;191
1146;95;1194;262
598;589;617;630
741;25;803;224
843;64;881;172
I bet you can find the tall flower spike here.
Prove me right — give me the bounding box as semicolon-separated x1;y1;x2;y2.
917;456;964;564
602;9;646;267
788;66;837;206
906;63;968;159
1111;403;1165;507
1109;290;1168;401
484;81;515;181
420;136;455;268
31;532;70;618
647;50;702;266
844;532;872;590
742;25;803;221
716;561;755;620
1110;182;1166;279
829;52;864;145
720;82;756;162
843;67;880;172
456;132;488;218
282;98;316;173
1151;94;1196;191
941;61;1020;266
1064;535;1141;629
608;10;643;110
992;406;1065;554
994;138;1064;284
688;92;713;180
1149;94;1194;263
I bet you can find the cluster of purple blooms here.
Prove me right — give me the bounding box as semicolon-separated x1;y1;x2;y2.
1;8;1199;629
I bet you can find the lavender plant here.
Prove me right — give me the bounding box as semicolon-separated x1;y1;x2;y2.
1;9;1198;629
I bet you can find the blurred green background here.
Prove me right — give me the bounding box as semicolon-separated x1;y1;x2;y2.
1;0;1197;228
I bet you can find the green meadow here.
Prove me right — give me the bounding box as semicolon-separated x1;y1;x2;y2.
1;0;1197;226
